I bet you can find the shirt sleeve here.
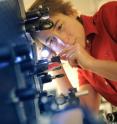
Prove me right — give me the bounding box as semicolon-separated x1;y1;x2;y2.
78;68;89;86
99;1;117;41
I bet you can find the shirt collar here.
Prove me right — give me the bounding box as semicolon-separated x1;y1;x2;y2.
80;15;98;40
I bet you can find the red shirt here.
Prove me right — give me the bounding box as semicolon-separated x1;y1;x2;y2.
79;1;117;106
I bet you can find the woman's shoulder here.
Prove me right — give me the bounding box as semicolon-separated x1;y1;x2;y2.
99;1;117;11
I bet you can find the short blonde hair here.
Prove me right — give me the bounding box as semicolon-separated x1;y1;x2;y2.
28;0;76;16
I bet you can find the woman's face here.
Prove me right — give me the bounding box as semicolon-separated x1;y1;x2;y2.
37;13;86;54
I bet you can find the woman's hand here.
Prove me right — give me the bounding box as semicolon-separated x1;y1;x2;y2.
59;42;95;69
59;42;117;81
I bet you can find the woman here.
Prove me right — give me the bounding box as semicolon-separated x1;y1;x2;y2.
28;0;117;114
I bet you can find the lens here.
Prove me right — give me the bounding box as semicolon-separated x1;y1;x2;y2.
106;112;117;122
48;36;68;54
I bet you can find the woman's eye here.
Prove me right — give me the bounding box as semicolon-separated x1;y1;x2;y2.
57;24;63;30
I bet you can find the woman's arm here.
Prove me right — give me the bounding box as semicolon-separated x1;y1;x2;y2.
59;44;117;81
79;83;100;114
51;63;100;114
88;58;117;81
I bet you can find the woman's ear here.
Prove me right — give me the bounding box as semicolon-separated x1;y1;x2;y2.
69;10;79;19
